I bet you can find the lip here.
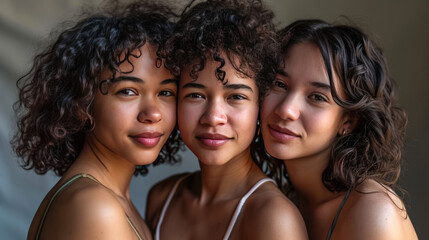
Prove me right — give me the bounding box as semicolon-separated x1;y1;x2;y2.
196;133;231;147
131;132;164;147
268;124;300;142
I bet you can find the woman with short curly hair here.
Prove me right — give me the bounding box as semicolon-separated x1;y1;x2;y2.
12;1;181;239
145;1;307;239
257;19;417;239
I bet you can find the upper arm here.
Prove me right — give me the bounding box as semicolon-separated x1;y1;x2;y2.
243;193;308;240
336;191;417;240
41;185;135;240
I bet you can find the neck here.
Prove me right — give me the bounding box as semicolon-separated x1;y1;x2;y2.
69;137;136;199
284;151;337;207
196;149;266;204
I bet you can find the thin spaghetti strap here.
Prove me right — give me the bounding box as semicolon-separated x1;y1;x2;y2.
223;178;275;240
35;173;98;240
326;189;352;240
155;175;189;240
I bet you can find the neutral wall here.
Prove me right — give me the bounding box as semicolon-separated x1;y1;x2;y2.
1;0;427;239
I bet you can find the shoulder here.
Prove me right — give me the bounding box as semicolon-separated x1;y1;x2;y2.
241;179;308;240
335;179;417;240
145;172;191;230
38;178;136;239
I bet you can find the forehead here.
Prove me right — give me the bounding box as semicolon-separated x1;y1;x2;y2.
284;42;346;99
180;55;256;87
100;44;173;81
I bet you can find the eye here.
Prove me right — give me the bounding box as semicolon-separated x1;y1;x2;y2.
273;79;287;90
228;94;247;100
309;94;328;102
117;88;138;96
185;93;204;99
159;90;176;97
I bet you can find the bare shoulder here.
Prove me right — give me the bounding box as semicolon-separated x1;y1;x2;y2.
38;178;136;239
241;180;308;240
335;179;418;240
145;172;191;231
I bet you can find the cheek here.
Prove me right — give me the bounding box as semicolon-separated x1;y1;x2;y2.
177;102;196;137
305;109;342;136
161;102;177;132
260;95;276;124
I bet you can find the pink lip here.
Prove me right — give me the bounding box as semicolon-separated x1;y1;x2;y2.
268;124;299;141
131;132;163;147
196;133;230;147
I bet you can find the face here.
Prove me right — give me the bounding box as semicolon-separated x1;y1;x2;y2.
178;57;259;166
91;44;177;166
260;42;347;162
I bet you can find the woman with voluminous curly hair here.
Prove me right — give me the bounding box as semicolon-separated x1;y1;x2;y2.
11;1;182;239
258;19;417;239
145;0;308;239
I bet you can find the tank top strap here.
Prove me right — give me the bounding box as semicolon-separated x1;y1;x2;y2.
223;178;276;240
326;189;352;240
35;173;143;240
155;175;189;240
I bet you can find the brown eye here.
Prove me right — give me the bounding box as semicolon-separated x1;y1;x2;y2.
117;88;138;96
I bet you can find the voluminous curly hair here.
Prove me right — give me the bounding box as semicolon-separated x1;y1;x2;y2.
164;0;277;100
255;19;407;195
11;0;182;177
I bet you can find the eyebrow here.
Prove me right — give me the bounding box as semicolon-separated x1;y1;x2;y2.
181;82;253;92
224;83;253;92
277;70;288;77
310;81;331;90
110;76;177;85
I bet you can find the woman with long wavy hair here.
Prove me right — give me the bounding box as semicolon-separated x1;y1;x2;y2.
257;19;418;239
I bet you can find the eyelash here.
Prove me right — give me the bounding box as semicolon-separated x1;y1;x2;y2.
309;94;328;102
186;93;204;99
228;94;247;100
159;90;175;97
117;88;137;96
273;80;287;90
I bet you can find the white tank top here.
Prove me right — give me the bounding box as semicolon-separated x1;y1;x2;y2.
154;176;275;240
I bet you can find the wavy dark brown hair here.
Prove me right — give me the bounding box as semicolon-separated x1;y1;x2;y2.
11;0;183;176
254;19;407;195
163;0;278;100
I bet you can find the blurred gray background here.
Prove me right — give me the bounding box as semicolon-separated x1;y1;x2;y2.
1;0;428;239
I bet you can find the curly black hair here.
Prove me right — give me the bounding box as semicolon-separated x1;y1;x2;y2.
164;0;277;101
11;0;182;176
254;19;407;195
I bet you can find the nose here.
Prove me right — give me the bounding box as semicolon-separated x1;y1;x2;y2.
138;100;162;124
199;99;227;126
274;94;300;121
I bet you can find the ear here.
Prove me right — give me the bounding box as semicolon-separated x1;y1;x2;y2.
338;113;359;136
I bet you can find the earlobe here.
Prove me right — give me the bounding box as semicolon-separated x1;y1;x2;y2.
339;114;358;135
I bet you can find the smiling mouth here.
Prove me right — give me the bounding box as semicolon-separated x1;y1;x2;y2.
196;133;231;147
268;125;299;141
132;132;163;147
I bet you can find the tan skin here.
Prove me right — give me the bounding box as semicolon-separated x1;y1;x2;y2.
146;56;308;240
27;44;177;240
260;42;418;240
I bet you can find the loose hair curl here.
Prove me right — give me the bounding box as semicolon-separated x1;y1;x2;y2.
11;0;182;176
164;0;277;100
255;19;407;195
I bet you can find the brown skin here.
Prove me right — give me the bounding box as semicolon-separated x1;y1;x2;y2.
261;42;417;240
27;44;177;240
146;57;308;240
